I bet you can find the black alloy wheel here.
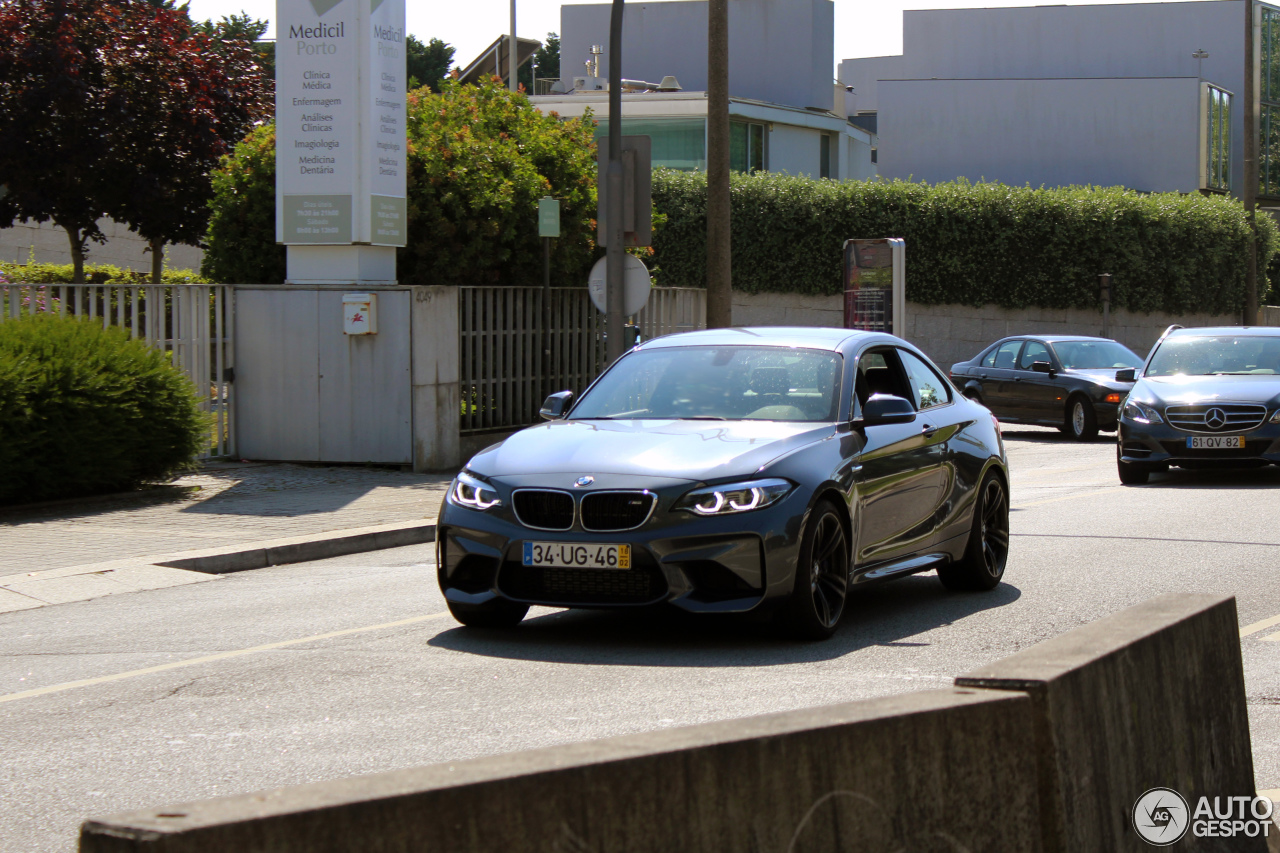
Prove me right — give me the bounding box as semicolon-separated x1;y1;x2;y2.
1063;396;1098;441
782;500;850;640
447;597;530;628
938;472;1009;591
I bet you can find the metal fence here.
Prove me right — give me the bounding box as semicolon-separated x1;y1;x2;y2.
0;283;235;459
459;286;708;435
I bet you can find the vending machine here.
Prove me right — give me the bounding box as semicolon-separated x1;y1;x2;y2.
842;238;904;336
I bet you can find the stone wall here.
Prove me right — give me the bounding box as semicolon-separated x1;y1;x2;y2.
731;291;1245;370
0;218;204;273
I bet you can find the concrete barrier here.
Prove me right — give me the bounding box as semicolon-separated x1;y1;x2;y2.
957;593;1261;853
80;689;1043;853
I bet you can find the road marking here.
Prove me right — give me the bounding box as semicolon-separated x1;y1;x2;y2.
0;611;452;706
1241;614;1280;639
1014;486;1127;510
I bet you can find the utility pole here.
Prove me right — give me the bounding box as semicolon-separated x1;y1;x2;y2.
706;0;731;328
509;0;517;92
604;0;626;362
1245;1;1260;325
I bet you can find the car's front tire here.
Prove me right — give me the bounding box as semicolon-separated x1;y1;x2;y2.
1117;443;1151;485
1064;396;1098;441
447;598;529;628
938;471;1009;591
781;499;850;641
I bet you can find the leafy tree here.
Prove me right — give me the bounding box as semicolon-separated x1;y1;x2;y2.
202;124;286;285
407;36;454;92
0;0;271;283
520;32;559;92
194;13;274;78
400;78;597;286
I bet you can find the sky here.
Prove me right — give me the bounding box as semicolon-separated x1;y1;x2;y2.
185;0;1213;74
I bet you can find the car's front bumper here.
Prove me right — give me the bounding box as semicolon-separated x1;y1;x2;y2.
1118;420;1280;467
437;476;812;614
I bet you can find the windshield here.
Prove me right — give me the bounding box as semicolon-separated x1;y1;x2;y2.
569;346;843;422
1050;340;1143;370
1146;335;1280;376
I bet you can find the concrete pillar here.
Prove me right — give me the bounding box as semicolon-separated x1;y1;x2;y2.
411;286;461;472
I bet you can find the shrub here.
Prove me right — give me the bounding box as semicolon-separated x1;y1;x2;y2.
651;170;1279;314
0;260;208;284
202;123;285;284
0;314;208;504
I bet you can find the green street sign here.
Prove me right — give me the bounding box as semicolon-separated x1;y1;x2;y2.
538;196;560;238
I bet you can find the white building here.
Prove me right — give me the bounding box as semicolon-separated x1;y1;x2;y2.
534;0;875;181
841;1;1273;199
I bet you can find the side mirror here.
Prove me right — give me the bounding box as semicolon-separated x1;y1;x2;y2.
858;394;916;426
1115;368;1137;383
1031;360;1054;375
539;390;574;420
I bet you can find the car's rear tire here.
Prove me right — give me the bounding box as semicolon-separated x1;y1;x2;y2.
1117;444;1151;485
1065;396;1098;441
938;471;1009;592
781;500;850;641
447;598;529;628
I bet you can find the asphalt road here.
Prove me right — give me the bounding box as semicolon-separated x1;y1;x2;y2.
3;426;1280;852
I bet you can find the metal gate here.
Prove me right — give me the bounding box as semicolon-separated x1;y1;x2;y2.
0;283;235;459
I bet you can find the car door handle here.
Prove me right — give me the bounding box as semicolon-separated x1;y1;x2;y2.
921;423;939;438
1013;377;1022;382
979;373;987;379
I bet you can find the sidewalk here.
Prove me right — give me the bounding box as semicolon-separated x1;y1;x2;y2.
0;462;452;611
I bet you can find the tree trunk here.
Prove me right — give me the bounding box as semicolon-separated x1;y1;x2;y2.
66;226;86;284
150;239;164;284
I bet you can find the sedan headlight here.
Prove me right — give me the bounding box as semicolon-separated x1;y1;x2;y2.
674;478;793;516
448;471;501;511
1271;409;1280;424
1122;399;1163;425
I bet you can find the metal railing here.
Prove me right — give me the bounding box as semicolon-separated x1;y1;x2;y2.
459;286;708;435
0;283;235;459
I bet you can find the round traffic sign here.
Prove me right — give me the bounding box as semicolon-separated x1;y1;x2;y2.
588;254;652;316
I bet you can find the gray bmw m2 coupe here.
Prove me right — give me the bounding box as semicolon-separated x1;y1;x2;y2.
437;327;1010;640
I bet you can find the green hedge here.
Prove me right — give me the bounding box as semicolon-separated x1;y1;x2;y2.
0;261;208;285
651;170;1277;314
0;314;207;504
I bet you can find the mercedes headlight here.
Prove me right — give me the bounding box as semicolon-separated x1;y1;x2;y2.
1271;409;1280;424
1122;399;1163;425
674;478;793;516
448;470;501;511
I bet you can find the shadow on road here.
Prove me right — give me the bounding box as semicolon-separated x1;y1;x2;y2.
427;576;1022;667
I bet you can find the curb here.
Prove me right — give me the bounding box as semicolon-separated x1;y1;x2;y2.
156;520;438;574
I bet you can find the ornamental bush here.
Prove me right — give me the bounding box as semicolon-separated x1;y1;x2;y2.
202;79;599;287
651;170;1278;314
0;260;207;284
0;314;207;504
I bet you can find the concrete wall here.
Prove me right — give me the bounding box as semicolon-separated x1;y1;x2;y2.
562;0;835;110
767;123;822;178
79;593;1261;853
877;77;1201;193
0;218;204;272
730;291;1241;371
841;0;1246;195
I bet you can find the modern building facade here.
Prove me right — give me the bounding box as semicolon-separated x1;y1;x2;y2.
534;0;875;181
840;1;1280;201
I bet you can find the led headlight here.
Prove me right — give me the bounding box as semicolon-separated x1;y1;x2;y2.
1271;409;1280;424
448;470;501;511
674;478;793;516
1121;399;1163;425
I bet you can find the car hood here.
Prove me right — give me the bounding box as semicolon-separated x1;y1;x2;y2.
1137;374;1280;406
468;419;834;482
1063;368;1136;389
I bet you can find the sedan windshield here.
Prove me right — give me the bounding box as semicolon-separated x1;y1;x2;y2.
1146;335;1280;376
1051;340;1143;370
570;346;843;422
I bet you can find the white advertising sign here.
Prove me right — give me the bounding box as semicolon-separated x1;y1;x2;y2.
276;0;406;246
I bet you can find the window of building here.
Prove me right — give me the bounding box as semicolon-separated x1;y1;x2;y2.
1204;84;1232;193
819;134;831;179
593;118;706;171
730;121;765;173
1261;7;1280;196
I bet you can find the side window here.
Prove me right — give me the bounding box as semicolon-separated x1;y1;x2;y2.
856;348;910;407
980;346;999;368
898;349;951;410
1018;341;1050;370
992;340;1023;369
